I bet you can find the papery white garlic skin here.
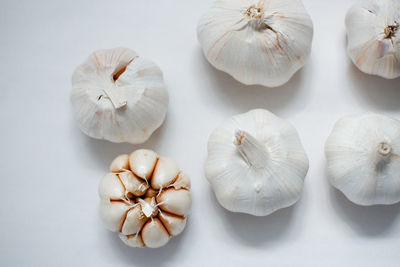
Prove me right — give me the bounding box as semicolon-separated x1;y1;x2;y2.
345;0;400;79
71;48;168;144
325;113;400;206
205;109;309;216
99;149;191;248
197;0;314;87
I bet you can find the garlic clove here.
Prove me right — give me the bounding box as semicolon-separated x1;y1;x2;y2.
119;233;144;248
118;171;149;197
110;154;130;172
345;0;400;79
205;109;309;216
171;172;191;190
141;219;170;248
159;212;187;236
121;206;147;235
98;173;125;200
99;200;130;232
150;157;179;190
325;113;400;205
156;188;192;216
129;149;158;180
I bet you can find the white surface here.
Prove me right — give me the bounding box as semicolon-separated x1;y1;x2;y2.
0;0;399;266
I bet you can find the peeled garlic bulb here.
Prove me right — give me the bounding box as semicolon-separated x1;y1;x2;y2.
99;149;191;248
325;113;400;206
205;109;309;216
197;0;314;87
345;0;400;79
71;48;168;144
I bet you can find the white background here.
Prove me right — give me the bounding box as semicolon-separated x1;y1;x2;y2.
1;0;399;266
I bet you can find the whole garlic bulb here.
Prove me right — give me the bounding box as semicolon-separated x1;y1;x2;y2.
71;48;168;144
99;149;191;248
197;0;314;87
325;113;400;206
205;109;309;216
345;0;400;79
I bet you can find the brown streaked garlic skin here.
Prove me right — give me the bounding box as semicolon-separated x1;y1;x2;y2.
197;0;314;87
99;149;191;248
345;0;400;79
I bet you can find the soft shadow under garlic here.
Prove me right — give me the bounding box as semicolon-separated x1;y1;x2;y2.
104;224;187;267
208;187;296;247
329;185;400;237
197;49;311;114
72;114;168;171
347;58;400;111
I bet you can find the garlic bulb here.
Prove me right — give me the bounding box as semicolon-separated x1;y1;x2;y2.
345;0;400;79
325;113;400;206
71;48;168;144
197;0;314;87
99;149;191;248
205;109;309;216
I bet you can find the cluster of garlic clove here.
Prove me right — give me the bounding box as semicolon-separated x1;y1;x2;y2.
71;48;169;144
346;0;400;79
325;113;400;206
99;149;191;248
205;109;309;216
197;0;314;87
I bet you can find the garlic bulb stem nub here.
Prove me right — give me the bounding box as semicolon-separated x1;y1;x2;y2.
245;6;263;19
102;83;127;109
384;22;398;39
378;142;392;157
138;198;156;218
102;57;138;109
234;130;269;169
